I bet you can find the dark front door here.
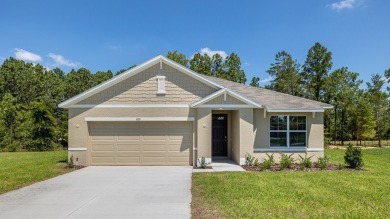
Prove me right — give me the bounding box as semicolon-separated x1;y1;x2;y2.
212;114;228;156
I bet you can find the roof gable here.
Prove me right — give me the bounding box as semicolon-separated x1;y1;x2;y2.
59;55;223;108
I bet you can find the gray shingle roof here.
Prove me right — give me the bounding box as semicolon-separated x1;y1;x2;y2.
201;75;333;111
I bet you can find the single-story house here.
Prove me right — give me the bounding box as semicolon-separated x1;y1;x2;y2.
59;55;333;166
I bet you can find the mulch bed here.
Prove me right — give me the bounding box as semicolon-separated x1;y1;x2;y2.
193;166;213;169
60;165;85;170
242;163;360;172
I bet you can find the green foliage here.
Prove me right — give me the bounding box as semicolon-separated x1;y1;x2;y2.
23;101;56;151
167;50;189;67
279;153;294;170
337;162;344;170
265;51;301;96
344;144;364;169
245;153;259;166
199;157;209;169
260;153;275;170
298;153;313;170
318;156;330;170
68;154;74;168
301;42;333;102
190;53;213;76
250;77;260;87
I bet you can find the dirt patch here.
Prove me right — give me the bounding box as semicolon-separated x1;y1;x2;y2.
58;164;85;170
242;163;361;172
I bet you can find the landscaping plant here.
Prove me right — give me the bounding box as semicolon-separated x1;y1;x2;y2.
344;143;364;169
279;153;294;170
260;153;275;170
245;153;259;166
318;155;330;170
298;153;313;170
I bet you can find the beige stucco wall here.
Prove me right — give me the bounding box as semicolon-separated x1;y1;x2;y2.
196;108;212;161
231;110;240;164
79;63;217;105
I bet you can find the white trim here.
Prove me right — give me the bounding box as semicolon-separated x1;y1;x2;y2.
69;104;190;108
322;105;334;109
197;104;254;109
85;117;195;122
68;147;87;151
190;88;262;108
267;109;324;113
254;148;324;152
58;55;223;108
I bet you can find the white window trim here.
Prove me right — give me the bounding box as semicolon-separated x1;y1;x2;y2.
156;75;166;94
269;115;307;148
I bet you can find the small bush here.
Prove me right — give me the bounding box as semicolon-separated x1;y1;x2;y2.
260;153;275;170
344;144;364;169
245;153;258;166
318;156;330;170
68;154;74;168
298;153;313;170
337;162;344;170
279;153;294;170
199;157;210;169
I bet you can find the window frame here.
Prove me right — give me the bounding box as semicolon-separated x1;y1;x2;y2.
156;75;166;94
269;115;307;148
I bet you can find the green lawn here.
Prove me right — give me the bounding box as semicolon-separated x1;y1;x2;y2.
192;149;390;219
0;150;74;194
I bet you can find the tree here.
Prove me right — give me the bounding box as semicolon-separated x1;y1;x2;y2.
250;77;260;87
0;93;20;149
167;51;188;67
224;53;246;83
190;53;212;76
385;69;390;92
64;68;94;98
326;67;361;145
301;42;333;101
94;70;113;85
354;93;376;145
115;65;136;76
211;53;225;78
24;101;56;151
266;51;301;95
366;73;389;147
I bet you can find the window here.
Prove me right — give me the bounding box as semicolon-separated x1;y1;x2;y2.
270;115;306;147
156;76;166;94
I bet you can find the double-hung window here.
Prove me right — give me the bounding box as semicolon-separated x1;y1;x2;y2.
270;115;306;147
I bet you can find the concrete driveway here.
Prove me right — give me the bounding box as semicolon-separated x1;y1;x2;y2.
0;166;192;219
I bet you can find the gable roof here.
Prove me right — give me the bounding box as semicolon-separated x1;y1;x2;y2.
58;55;223;108
59;55;333;111
200;75;333;111
190;88;262;108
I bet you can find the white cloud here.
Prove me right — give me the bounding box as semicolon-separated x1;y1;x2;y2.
198;47;228;59
330;0;358;11
48;53;79;67
14;48;42;62
107;45;121;51
259;76;273;84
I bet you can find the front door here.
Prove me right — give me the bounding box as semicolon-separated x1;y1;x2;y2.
212;114;228;156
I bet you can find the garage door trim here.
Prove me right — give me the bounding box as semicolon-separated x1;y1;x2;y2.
85;117;195;122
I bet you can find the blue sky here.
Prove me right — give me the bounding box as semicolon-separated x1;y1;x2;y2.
1;0;389;86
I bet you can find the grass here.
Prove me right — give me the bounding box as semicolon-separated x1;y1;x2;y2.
0;150;74;194
192;148;390;219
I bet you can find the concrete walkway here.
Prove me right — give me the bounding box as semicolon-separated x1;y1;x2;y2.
193;158;245;172
0;166;192;219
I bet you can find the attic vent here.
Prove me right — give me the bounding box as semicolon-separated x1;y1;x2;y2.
156;76;166;94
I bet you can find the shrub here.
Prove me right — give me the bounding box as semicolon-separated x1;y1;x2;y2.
344;144;364;169
298;153;313;170
245;153;258;166
279;153;294;170
337;162;344;170
318;156;330;170
199;157;210;169
260;153;275;170
68;154;74;168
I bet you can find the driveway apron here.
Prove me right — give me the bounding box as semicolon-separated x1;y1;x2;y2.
0;166;192;219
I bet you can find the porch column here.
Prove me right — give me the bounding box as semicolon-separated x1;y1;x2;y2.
196;108;212;165
239;108;254;165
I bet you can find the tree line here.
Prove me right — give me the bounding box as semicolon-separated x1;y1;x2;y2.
0;42;389;151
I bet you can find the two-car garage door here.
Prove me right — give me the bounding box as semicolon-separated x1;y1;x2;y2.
89;122;191;166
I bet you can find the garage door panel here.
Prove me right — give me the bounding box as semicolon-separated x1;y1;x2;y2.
89;122;191;166
117;143;140;151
